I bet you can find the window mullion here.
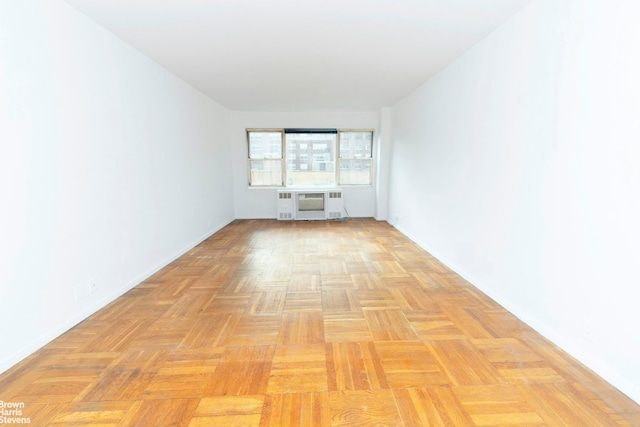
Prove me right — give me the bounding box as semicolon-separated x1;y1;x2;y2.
284;132;288;186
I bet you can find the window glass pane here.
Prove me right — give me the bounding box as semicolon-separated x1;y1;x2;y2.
286;133;336;186
339;159;372;185
339;131;372;159
247;129;373;187
250;159;282;186
249;132;282;159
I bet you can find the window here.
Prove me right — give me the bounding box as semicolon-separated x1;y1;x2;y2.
285;130;336;186
338;130;373;185
247;130;283;186
247;128;373;187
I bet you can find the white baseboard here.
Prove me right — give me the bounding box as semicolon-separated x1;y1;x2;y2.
393;222;640;405
0;218;233;375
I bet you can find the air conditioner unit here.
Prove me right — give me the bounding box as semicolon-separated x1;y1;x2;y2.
277;189;343;220
296;192;326;220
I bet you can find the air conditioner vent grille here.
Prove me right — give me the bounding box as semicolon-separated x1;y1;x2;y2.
277;189;343;220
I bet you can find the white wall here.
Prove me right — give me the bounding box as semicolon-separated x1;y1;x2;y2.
375;108;392;221
389;0;640;403
0;0;233;372
231;111;381;219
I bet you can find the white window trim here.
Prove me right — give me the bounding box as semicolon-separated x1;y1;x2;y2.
247;128;374;188
246;129;285;187
337;129;374;186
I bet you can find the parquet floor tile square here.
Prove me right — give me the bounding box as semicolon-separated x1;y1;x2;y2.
248;291;287;314
371;260;408;276
161;348;224;370
320;274;357;290
323;313;373;343
454;385;545;426
141;279;191;301
10;372;97;404
1;219;637;425
118;398;199;427
389;287;435;311
205;346;275;396
393;387;475;426
163;290;215;318
329;389;402;426
80;319;154;352
262;264;293;281
427;339;507;386
267;344;328;394
53;401;133;424
405;311;468;341
283;291;323;313
189;395;264;427
320;261;349;275
127;318;192;350
22;403;67;426
114;347;171;372
357;289;400;310
410;270;446;291
219;345;276;363
472;338;565;384
358;250;395;262
467;307;534;338
518;383;621;426
345;262;370;275
217;276;261;294
278;312;325;345
179;314;240;348
348;273;379;290
80;366;158;402
322;289;361;312
206;362;272;396
141;365;216;399
363;309;418;341
206;294;252;314
374;274;423;289
438;306;495;339
260;392;330;426
326;342;388;391
227;314;283;347
374;341;449;388
288;274;322;292
291;262;322;275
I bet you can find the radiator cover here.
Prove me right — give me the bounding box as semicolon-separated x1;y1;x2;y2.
277;189;344;220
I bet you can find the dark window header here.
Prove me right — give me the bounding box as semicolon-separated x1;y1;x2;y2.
284;128;337;134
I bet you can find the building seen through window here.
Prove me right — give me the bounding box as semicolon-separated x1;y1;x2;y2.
247;129;373;187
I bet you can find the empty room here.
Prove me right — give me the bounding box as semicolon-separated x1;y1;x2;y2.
1;0;640;425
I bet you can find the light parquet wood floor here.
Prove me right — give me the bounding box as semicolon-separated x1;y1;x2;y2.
1;219;639;426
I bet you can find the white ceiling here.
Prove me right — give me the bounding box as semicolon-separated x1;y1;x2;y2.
65;0;533;112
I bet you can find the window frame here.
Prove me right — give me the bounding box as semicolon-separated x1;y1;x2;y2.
246;128;374;188
337;129;374;186
246;129;285;187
